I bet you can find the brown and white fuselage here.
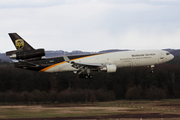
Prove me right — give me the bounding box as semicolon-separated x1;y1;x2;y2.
6;33;174;78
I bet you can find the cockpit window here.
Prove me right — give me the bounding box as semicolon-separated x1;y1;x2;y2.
166;53;170;55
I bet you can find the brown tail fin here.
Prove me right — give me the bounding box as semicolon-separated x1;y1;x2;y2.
8;33;34;51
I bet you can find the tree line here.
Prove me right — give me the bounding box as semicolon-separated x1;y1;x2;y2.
0;56;180;103
0;89;115;104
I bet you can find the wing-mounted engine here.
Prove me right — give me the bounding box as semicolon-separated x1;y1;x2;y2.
100;64;117;73
6;49;45;61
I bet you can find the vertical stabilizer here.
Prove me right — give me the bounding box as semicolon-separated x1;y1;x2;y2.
9;33;34;51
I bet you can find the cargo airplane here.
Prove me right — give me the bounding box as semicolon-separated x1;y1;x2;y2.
6;33;174;79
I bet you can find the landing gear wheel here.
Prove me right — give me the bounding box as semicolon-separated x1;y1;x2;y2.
88;74;93;79
151;67;154;74
84;74;89;79
79;73;93;79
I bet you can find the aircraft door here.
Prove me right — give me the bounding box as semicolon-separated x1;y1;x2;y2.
158;52;165;63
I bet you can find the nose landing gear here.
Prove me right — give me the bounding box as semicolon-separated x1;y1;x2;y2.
150;65;154;74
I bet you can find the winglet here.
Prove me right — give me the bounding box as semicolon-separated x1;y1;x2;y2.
63;55;71;63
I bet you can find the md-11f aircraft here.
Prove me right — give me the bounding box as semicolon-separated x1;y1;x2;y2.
6;33;174;79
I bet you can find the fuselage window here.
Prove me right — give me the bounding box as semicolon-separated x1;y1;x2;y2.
166;53;170;55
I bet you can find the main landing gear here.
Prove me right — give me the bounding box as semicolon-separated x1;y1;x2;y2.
79;73;93;79
77;67;93;79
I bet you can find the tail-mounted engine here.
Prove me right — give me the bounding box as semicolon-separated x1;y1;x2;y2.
100;64;117;73
6;49;45;61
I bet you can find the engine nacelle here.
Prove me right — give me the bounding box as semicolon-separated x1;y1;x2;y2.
100;64;117;73
9;49;45;60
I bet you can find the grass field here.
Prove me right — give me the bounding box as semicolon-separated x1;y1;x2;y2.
0;99;180;120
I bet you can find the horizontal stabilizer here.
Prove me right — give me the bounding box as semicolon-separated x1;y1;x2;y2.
19;61;38;66
14;60;39;68
6;49;23;56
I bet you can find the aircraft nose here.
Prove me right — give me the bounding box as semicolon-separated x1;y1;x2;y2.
169;54;174;60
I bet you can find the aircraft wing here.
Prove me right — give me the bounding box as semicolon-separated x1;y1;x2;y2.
63;55;107;73
73;62;104;67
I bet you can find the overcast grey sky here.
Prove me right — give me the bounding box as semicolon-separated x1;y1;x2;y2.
0;0;180;53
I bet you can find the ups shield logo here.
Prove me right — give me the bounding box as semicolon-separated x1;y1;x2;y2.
15;39;24;49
